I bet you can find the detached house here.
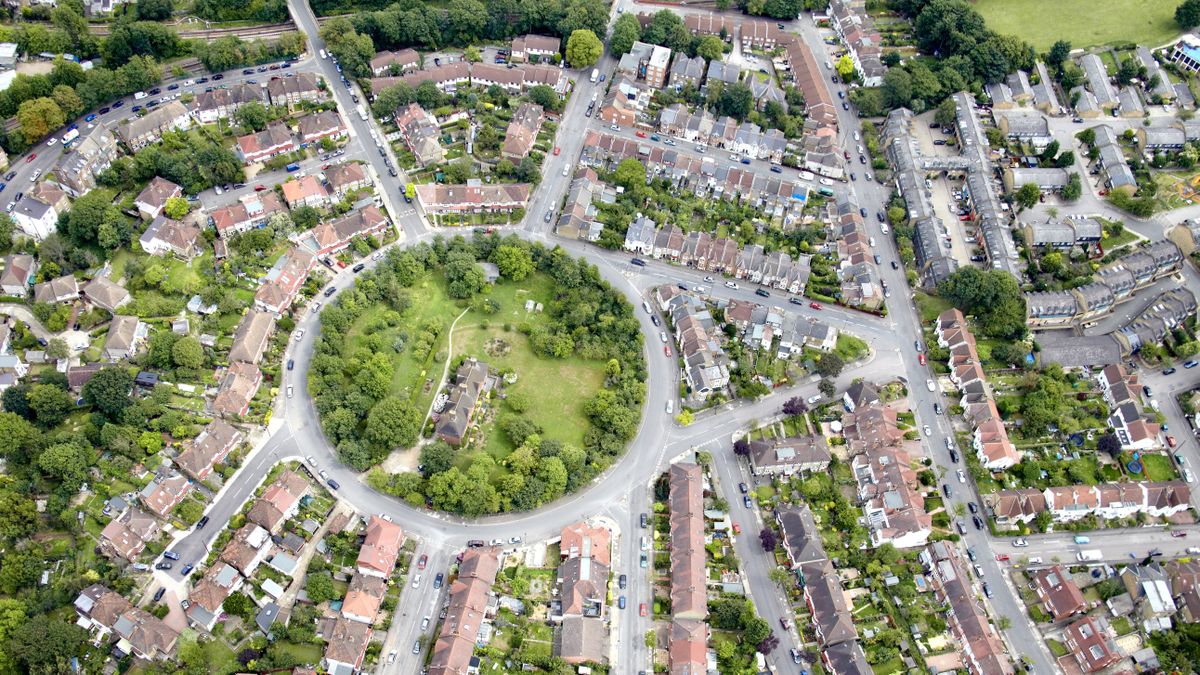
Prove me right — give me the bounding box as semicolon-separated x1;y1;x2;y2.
139;216;202;259
99;508;159;561
134;177;183;220
103;315;146;361
0;254;36;297
356;515;405;578
84;276;131;313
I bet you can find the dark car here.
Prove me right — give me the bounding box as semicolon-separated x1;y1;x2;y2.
789;297;804;305
149;88;161;95
972;515;984;530
168;83;179;90
196;516;209;528
433;573;444;589
739;482;749;494
755;288;770;297
934;402;944;414
181;564;195;576
619;574;627;589
113;99;125;107
352;263;365;273
323;286;337;297
99;107;110;114
890;260;899;270
153;587;166;602
288;359;295;370
4;172;14;181
770;165;782;173
212;73;224;80
859;207;867;217
163;550;180;561
676;283;688;291
949;448;959;463
877;212;885;223
968;501;978;514
1143;385;1153;397
467;540;485;548
1164;367;1177;375
327;479;340;490
842;101;849;110
640;513;648;528
155;562;172;570
743;495;753;508
630;258;646;267
650;314;661;326
196;77;209;84
942;484;952;498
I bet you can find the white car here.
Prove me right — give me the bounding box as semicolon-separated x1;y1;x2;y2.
806;394;821;404
1012;538;1029;548
29;169;40;182
926;379;936;392
610;124;620;131
853;131;860;141
412;573;421;588
957;469;966;483
922;425;931;436
1187;469;1196;483
420;616;430;630
286;385;294;398
387;651;397;664
724;281;739;289
293;329;305;342
819;177;834;186
305;455;316;465
659;331;668;343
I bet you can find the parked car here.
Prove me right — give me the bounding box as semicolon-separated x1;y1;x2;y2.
196;516;209;528
181;564;194;576
153;587;166;602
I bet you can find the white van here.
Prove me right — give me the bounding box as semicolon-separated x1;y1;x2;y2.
666;399;674;415
642;301;651;314
133;91;148;100
319;49;328;59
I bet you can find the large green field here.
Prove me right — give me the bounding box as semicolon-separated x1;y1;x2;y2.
343;269;606;465
974;0;1182;50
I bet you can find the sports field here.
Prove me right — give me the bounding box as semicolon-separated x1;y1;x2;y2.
974;0;1182;51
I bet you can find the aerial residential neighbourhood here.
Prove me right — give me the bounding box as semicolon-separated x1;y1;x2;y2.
11;0;1200;673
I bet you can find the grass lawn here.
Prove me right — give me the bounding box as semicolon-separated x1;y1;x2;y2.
1140;452;1178;481
974;0;1182;50
273;642;321;665
914;292;952;324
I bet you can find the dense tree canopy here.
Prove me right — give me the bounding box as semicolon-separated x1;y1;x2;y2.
938;267;1027;340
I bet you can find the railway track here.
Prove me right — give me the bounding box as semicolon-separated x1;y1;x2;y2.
85;20;297;40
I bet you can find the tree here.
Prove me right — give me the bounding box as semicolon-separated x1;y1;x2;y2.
781;396;808;416
758;632;780;654
675;409;694;426
818;378;836;398
172;336;204;369
695;35;724;62
1014;182;1040;209
759;527;776;552
609;13;641;55
163;196;189;220
1179;0;1200;29
1062;171;1082;201
816;352;845;378
28;383;74;428
45;338;69;360
881;68;912;109
37;442;91;488
1047;40;1071;68
527;85;560;112
493;245;534;281
835;54;856;82
17;97;65;142
305;571;339;604
565;29;603;68
6;615;85;673
137;0;173;20
420;441;455;477
613;157;647;190
938;267;1027;339
365;397;420;454
715;82;753;120
733;438;750;456
934;97;958;127
222;592;255;621
1097;433;1122;458
234;100;269;131
82;366;134;420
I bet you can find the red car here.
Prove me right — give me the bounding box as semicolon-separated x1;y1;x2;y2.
995;554;1010;562
1167;435;1177;448
553;146;561;155
779;617;791;630
254;184;267;191
639;603;647;617
732;523;741;534
25;153;35;163
635;131;647;138
809;302;822;310
417;554;428;570
663;344;672;357
918;353;926;366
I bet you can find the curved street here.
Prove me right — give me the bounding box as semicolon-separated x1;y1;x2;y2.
123;1;1200;673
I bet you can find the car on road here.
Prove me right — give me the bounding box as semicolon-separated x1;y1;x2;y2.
639;603;648;617
791;648;802;664
417;554;427;569
942;484;952;498
163;550;180;561
809;302;822;310
918;353;926;365
922;425;931;436
640;513;648;528
982;582;993;598
323;286;337;297
1012;538;1029;547
934;402;943;414
421;616;430;630
955;519;966;534
352;263;365;273
1172;531;1188;538
788;297;804;306
553;146;561;155
807;394;821;404
926;379;936;392
755;288;769;298
630;257;646;267
286;385;294;398
742;495;753;508
948;448;959;463
639;552;648;568
619;574;627;589
650;314;660;326
635;131;647;138
663;344;671;357
739;482;748;494
434;573;444;588
412;641;420;655
725;281;739;289
25;154;35;163
1187;360;1200;369
769;165;782;173
254;184;267;191
1164;367;1177;375
618;595;626;609
387;651;396;664
659;331;668;343
181;564;194;576
155;562;172;570
1143;385;1153;397
327;479;341;490
1187;469;1196;483
1167;435;1177;448
153;587;166;602
197;516;209;528
779;616;790;630
968;501;978;514
966;546;976;561
957;469;966;483
412;573;421;588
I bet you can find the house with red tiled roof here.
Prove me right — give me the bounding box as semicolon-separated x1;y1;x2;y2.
414;183;530;216
99;508;159;561
236;122;296;164
247;470;309;533
984;488;1047;527
559;521;612;567
321;616;372;674
356;515;405;579
139;473;192;519
254;247;315;314
175;419;243;481
209;191;287;237
342;573;387;624
297;205;390;257
1064;616;1122;672
428;547;501;675
281;175;329;209
211;362;262;418
1032;565;1087;621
